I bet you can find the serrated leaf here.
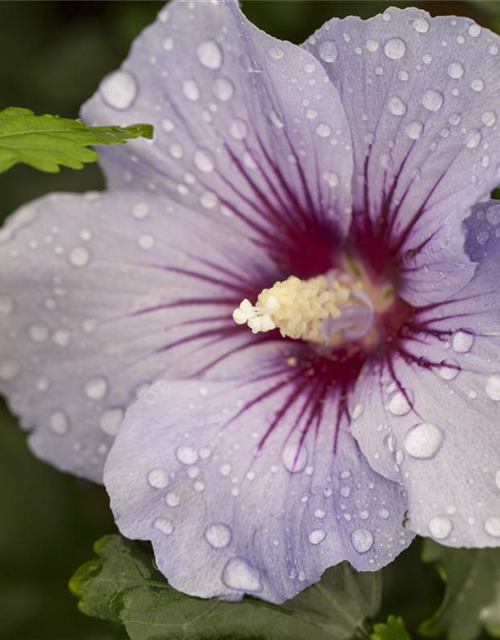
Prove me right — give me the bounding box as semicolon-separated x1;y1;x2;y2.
420;540;500;640
70;535;381;640
0;107;153;174
371;615;411;640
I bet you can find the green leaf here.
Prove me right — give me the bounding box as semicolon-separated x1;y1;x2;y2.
70;535;381;640
421;540;500;640
370;616;411;640
0;107;153;174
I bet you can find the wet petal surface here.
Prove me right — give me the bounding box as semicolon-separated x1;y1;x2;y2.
305;8;500;304
350;201;500;546
83;0;354;271
105;374;412;603
0;189;278;480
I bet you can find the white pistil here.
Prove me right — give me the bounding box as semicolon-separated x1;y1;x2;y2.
233;274;371;345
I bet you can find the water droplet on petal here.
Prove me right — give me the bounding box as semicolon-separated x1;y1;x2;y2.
0;361;20;380
84;376;109;400
366;39;379;52
316;123;331;138
468;24;481;37
50;411;69;435
413;17;430;33
222;558;262;592
148;468;169;489
229;119;247;140
166;492;180;507
351;528;374;553
429;516;452;540
197;40;223;69
212;77;234;101
154;518;173;535
384;38;406;60
205;524;232;548
100;71;137;110
406;121;424;140
309;529;327;545
422;89;444;112
269;46;284;60
176;445;198;465
388;390;412;416
471;78;485;92
0;296;14;315
486;375;500;401
388;96;407;116
182;79;200;101
69;246;91;267
404;423;444;459
194;149;215;173
282;443;307;473
318;40;338;63
99;408;124;435
452;329;475;353
438;359;461;380
447;62;464;79
485;517;500;537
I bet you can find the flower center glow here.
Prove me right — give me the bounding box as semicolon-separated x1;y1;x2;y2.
233;269;394;346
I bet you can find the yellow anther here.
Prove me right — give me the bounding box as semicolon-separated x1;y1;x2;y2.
232;273;366;344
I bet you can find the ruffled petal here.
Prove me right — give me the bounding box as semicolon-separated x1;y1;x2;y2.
104;371;412;604
0;189;279;481
305;8;500;303
82;0;354;266
350;201;500;546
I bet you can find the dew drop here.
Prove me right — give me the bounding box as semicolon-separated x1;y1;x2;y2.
50;411;69;435
485;517;500;537
471;78;484;92
0;361;20;380
154;518;173;535
314;509;326;519
379;508;390;519
438;359;460;380
315;123;331;138
429;516;452;540
166;492;180;507
447;62;464;79
222;558;262;592
406;121;424;140
28;323;49;342
366;39;379;52
468;24;481;37
452;329;475;353
205;524;231;548
176;445;198;465
100;71;137;110
413;17;430;33
197;40;223;69
351;528;374;553
486;375;500;401
282;443;307;473
132;203;150;219
422;89;444;112
388;96;407;116
404;422;444;459
194;149;215;173
229;119;248;140
0;295;14;315
84;376;109;400
318;40;338;63
388;390;412;416
182;79;200;101
482;111;497;127
269;46;284;60
309;529;327;545
384;38;406;60
99;408;124;435
212;77;234;102
148;469;169;489
69;246;91;267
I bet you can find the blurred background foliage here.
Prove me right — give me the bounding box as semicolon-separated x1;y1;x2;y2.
0;2;499;639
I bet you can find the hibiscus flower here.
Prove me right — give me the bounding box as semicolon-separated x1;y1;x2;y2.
1;0;500;605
